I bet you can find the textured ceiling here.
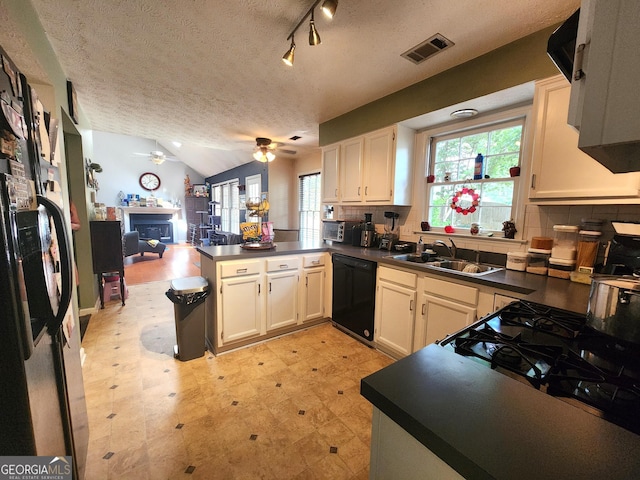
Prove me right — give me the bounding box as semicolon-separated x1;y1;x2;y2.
0;0;580;176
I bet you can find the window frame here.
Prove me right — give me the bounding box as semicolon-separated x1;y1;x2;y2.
298;171;322;243
417;105;532;237
212;178;240;233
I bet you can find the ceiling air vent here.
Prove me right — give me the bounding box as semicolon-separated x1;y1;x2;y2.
401;33;454;65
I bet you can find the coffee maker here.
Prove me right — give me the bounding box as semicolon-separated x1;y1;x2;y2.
379;211;399;250
603;224;640;275
360;213;376;247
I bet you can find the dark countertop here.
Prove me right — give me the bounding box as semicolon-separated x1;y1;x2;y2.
198;241;592;314
361;344;640;480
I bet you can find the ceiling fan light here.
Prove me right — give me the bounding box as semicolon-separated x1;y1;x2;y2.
282;37;295;66
151;156;165;165
266;151;275;162
309;10;321;46
321;0;338;19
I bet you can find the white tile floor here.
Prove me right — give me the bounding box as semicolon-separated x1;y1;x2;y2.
82;280;393;479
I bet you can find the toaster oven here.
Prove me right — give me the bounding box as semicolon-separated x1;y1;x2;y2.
322;220;358;243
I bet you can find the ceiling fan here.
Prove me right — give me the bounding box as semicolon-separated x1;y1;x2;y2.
250;137;300;163
132;149;179;165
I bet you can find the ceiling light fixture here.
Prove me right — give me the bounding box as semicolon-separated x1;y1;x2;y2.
282;0;338;66
309;9;321;46
282;35;296;66
450;108;479;118
321;0;338;19
253;137;276;163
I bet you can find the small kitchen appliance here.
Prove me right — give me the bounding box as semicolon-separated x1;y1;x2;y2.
440;300;640;436
322;219;358;243
379;211;399;250
602;222;640;275
360;213;376;247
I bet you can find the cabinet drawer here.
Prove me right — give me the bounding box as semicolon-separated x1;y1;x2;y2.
266;256;300;272
378;266;417;289
422;276;478;306
220;260;261;278
303;254;325;268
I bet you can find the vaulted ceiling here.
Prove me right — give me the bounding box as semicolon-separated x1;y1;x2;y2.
0;0;579;176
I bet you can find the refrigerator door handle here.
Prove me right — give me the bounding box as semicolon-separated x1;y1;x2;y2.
37;195;73;328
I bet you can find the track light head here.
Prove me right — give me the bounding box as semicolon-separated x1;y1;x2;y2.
309;9;321;46
321;0;338;19
282;36;296;66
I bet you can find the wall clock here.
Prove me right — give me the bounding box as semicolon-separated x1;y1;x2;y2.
139;172;161;191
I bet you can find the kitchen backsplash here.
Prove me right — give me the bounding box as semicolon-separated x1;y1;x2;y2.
331;203;640;263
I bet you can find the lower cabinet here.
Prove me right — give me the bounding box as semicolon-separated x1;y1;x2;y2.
414;275;478;351
214;253;328;352
375;266;417;358
220;274;262;343
266;257;300;331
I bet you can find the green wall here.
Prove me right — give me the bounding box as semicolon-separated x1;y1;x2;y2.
319;25;561;145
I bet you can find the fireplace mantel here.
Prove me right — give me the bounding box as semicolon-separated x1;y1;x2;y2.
118;207;182;236
119;206;180;215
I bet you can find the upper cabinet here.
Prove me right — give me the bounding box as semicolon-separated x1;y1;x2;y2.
321;124;414;206
567;0;640;173
321;144;340;203
529;76;640;203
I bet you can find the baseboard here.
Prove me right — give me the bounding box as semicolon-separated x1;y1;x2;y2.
79;296;101;316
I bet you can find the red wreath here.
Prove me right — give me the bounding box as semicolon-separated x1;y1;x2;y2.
450;187;480;216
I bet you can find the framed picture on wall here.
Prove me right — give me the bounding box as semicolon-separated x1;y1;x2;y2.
192;184;208;197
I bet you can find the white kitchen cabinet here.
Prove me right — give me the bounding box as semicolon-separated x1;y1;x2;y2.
266;270;299;330
414;276;477;350
321;143;340;203
494;293;519;311
300;253;327;323
568;0;640;173
340;137;365;202
529;76;640;202
217;260;263;345
266;257;300;331
326;124;414;206
362;124;414;205
375;266;417;358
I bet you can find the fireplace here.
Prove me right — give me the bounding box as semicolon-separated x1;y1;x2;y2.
129;213;174;243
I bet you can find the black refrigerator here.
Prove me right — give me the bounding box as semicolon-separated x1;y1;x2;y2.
0;46;88;478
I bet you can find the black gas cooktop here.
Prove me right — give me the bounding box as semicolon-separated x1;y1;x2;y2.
440;300;640;436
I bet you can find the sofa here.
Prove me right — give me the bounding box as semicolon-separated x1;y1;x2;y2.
123;230;166;258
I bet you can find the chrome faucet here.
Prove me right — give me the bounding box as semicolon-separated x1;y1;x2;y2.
432;239;457;259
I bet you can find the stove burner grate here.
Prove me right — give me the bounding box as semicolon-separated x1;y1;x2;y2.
499;301;585;339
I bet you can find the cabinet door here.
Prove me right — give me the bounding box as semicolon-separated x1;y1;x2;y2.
340;137;364;202
266;270;298;331
219;275;262;344
322;144;340;203
375;280;416;358
302;267;325;322
529;76;640;201
364;127;394;202
416;294;475;351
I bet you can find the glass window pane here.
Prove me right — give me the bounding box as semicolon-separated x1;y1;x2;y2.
485;153;519;179
459;133;488;158
488;126;523;155
435;139;460;163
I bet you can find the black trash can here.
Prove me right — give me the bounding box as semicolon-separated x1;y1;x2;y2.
165;276;210;361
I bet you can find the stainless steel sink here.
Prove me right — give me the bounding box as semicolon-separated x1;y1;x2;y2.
389;254;502;276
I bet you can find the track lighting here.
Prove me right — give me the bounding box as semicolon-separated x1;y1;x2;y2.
282;0;338;66
309;9;321;46
321;0;338;19
282;36;296;66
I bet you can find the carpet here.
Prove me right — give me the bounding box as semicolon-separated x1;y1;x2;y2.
79;314;91;340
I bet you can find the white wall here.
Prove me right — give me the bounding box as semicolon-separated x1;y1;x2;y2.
91;131;205;242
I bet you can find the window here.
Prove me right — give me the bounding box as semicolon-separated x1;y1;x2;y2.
425;116;525;233
213;179;239;233
299;172;321;243
245;174;261;224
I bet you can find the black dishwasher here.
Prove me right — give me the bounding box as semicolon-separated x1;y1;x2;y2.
331;254;377;345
